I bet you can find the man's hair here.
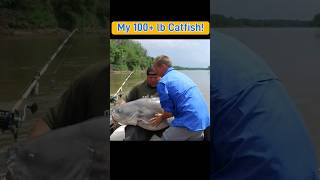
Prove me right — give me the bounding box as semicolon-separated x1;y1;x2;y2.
146;67;157;75
154;55;172;67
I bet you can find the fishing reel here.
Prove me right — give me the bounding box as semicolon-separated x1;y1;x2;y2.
0;110;19;138
110;92;125;104
110;96;118;104
0;103;38;140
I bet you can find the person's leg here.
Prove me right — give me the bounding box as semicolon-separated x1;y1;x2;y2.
161;126;204;141
154;127;168;138
124;125;154;141
203;126;210;141
188;131;204;141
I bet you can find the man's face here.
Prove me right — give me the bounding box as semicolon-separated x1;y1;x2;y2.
152;64;166;77
152;64;159;75
147;74;160;87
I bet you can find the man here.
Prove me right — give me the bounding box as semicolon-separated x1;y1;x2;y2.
123;67;164;141
211;31;319;179
30;62;108;138
22;62;109;180
150;55;210;141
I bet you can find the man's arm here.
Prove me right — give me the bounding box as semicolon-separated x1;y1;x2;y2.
157;82;174;113
125;86;138;102
30;118;50;138
29;65;94;138
150;83;174;126
29;63;108;139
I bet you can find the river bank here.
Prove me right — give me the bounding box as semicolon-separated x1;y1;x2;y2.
110;70;145;74
0;27;106;36
0;28;68;36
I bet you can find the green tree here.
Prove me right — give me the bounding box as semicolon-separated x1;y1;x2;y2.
1;0;106;29
110;39;153;71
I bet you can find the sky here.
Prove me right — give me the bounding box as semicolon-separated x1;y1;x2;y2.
212;0;320;20
133;39;210;68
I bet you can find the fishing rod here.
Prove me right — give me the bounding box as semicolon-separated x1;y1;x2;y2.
0;28;78;140
109;71;134;133
110;71;134;103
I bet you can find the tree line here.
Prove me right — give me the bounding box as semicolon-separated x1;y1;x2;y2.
0;0;107;30
173;66;210;70
212;14;320;27
110;39;153;71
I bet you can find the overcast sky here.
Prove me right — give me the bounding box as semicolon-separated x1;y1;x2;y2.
212;0;320;20
133;40;210;68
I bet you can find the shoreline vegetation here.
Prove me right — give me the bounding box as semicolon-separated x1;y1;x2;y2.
0;0;107;35
211;14;320;27
173;66;210;70
0;27;106;36
110;39;153;71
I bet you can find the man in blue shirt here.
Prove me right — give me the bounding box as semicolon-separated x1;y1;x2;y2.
212;31;319;179
150;55;210;141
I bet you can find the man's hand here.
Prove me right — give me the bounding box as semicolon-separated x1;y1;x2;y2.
150;113;163;127
30;118;50;139
150;112;173;127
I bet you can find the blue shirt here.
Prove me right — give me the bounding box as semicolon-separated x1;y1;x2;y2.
212;31;319;179
157;67;210;132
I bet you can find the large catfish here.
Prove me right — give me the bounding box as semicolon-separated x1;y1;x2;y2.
111;98;170;131
5;116;109;180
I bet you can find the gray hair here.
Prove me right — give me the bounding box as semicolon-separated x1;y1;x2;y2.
154;55;172;67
